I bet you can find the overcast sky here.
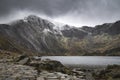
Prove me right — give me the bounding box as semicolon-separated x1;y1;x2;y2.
0;0;120;27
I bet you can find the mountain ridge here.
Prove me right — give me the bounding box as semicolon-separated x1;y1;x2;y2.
0;15;120;56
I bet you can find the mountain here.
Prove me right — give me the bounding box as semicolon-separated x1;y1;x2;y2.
0;15;120;56
82;21;120;35
0;15;66;56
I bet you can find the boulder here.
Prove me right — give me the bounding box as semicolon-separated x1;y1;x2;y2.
29;59;72;74
14;55;31;65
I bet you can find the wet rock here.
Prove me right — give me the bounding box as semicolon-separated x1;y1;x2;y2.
17;57;30;65
14;55;31;65
14;55;28;62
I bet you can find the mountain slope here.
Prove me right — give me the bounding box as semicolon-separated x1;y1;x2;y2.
0;15;120;56
0;15;66;55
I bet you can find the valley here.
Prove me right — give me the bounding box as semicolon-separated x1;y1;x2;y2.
0;15;120;56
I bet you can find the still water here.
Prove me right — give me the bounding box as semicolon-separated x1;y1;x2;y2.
41;56;120;66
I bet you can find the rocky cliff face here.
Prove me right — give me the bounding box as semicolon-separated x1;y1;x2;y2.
0;15;120;56
0;15;66;55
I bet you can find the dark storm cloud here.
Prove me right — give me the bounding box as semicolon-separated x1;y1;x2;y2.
0;0;80;17
0;0;120;26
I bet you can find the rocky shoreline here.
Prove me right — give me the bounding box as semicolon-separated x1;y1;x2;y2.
0;50;119;80
0;52;86;80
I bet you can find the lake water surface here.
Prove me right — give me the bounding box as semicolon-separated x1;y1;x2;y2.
41;56;120;66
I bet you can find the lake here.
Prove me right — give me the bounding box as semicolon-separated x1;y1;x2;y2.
41;56;120;66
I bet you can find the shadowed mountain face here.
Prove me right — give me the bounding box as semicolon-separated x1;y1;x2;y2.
0;15;66;55
0;15;120;56
82;21;120;35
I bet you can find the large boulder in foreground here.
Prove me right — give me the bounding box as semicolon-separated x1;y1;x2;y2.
13;55;72;75
29;58;72;75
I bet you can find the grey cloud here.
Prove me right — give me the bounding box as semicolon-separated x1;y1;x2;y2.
0;0;120;26
0;0;80;17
